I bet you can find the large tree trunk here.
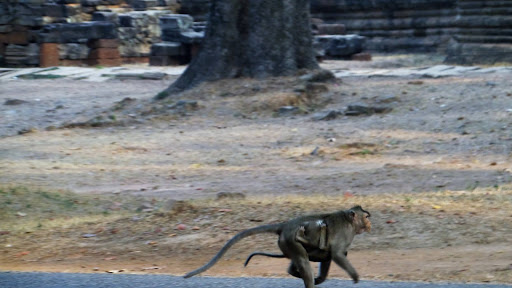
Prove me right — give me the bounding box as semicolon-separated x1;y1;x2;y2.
160;0;320;96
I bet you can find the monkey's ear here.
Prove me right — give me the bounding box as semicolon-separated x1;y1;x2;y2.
349;210;356;221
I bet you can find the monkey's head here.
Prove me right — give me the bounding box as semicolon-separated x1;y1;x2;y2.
349;205;371;234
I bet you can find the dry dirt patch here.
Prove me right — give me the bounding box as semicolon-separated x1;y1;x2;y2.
0;186;511;283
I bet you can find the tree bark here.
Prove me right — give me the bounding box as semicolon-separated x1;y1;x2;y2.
160;0;320;96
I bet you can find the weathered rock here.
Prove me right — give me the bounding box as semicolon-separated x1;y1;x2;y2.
112;72;167;80
59;43;89;60
150;42;183;56
160;14;204;44
133;0;158;11
375;95;399;104
314;34;366;58
345;102;393;116
5;43;39;66
316;24;346;35
312;110;340;121
39;22;117;43
277;106;299;115
4;99;29;105
92;12;119;26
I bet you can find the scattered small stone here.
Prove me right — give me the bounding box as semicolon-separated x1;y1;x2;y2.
176;224;187;230
112;72;167;80
4;99;28;105
345;103;374;116
345;102;393;116
16;212;27;217
82;233;97;238
277;106;299;115
141;266;163;271
312;110;340;121
18;128;37;135
167;100;198;111
106;269;125;274
407;80;424;85
375;95;399;104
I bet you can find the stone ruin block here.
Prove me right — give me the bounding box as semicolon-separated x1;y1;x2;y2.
150;42;183;56
10;0;46;5
0;25;13;33
160;14;204;44
88;39;119;49
92;12;120;26
316;24;346;36
40;42;59;67
86;38;121;66
117;11;170;57
88;48;120;59
5;43;39;66
149;41;189;65
81;0;102;6
133;0;158;11
59;43;89;60
160;14;194;31
158;0;178;6
314;34;366;59
38;21;117;43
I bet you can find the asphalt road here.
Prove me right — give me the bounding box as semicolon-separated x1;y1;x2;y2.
1;272;512;288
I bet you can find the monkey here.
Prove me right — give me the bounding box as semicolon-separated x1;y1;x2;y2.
296;219;328;250
243;219;329;267
183;205;371;288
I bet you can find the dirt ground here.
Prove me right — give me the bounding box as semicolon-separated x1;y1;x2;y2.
1;54;512;283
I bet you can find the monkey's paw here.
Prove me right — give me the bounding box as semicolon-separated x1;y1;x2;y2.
352;274;359;284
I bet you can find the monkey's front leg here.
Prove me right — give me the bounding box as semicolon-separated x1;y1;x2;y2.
332;250;359;283
314;260;331;285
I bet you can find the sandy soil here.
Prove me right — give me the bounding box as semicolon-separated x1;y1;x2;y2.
1;55;511;283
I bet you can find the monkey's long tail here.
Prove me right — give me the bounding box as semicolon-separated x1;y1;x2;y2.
244;252;285;267
183;223;282;278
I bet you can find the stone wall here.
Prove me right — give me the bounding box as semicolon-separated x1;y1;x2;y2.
178;0;512;65
310;0;458;53
0;0;180;67
3;0;512;67
445;0;512;64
